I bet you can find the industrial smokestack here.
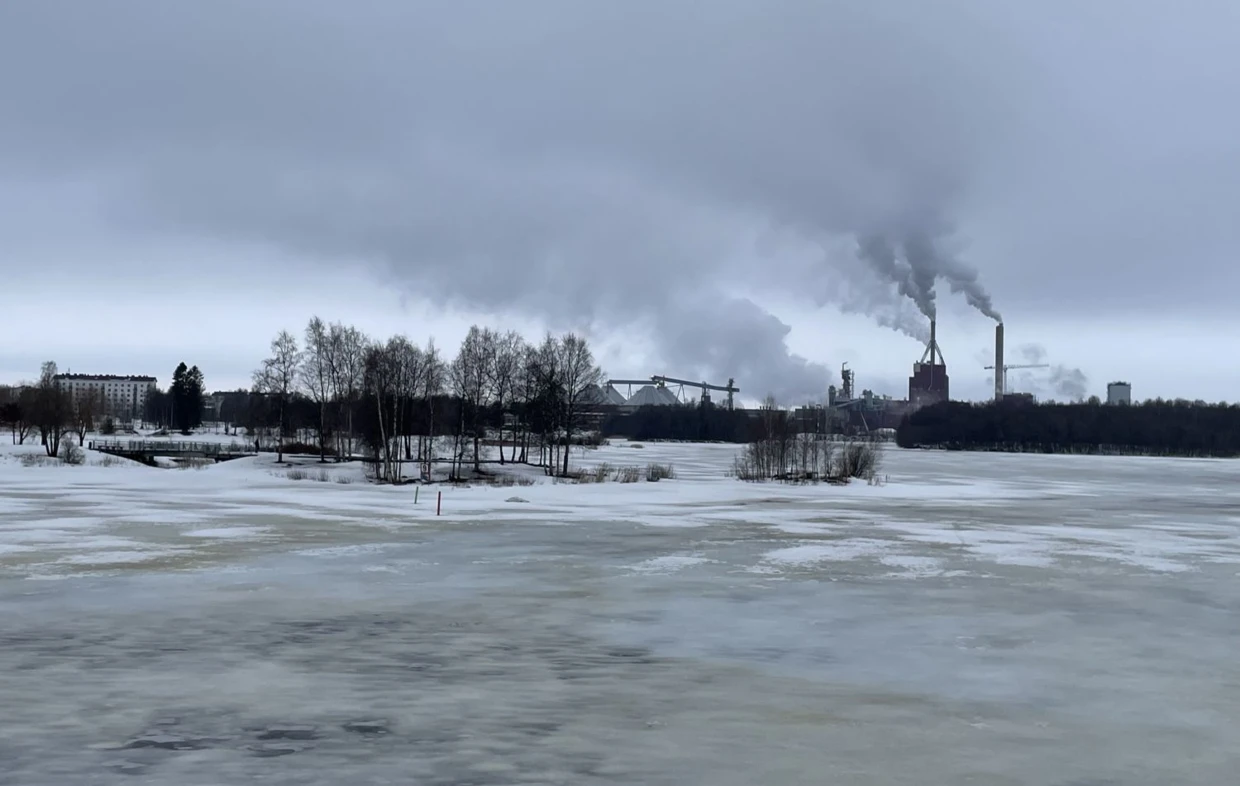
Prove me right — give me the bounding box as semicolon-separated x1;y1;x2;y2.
994;323;1005;400
929;319;937;365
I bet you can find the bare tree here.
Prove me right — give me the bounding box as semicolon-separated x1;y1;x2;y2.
72;386;102;445
363;340;399;482
418;339;446;477
329;323;368;458
372;335;423;483
448;345;472;480
0;385;35;445
513;340;560;466
302;316;334;462
489;330;526;464
253;331;302;463
32;362;72;458
391;337;425;466
733;396;794;480
555;333;603;476
451;326;498;474
522;336;558;472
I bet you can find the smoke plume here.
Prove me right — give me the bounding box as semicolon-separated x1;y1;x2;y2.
1013;344;1089;401
1049;366;1089;402
812;253;932;343
857;225;1002;323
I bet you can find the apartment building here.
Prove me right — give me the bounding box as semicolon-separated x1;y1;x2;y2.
54;374;157;421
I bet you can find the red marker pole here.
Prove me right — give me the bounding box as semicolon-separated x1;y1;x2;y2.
436;491;442;516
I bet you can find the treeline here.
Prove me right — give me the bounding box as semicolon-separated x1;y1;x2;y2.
600;403;758;443
898;399;1240;457
248;317;603;481
1;363;78;457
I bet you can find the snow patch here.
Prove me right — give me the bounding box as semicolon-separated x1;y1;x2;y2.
628;555;712;574
56;549;182;565
763;539;892;566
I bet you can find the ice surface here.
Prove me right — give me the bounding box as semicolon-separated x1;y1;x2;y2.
182;527;272;540
2;439;1240;783
763;539;893;565
627;554;713;573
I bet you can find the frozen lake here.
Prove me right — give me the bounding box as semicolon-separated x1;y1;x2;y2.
2;442;1239;784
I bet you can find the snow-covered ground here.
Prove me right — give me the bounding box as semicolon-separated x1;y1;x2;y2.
2;438;1238;784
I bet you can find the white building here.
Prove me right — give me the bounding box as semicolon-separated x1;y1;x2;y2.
55;374;157;421
1106;381;1132;405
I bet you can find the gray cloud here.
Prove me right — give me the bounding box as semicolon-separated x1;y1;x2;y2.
2;1;1239;400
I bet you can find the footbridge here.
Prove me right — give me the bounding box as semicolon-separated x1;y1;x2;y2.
88;440;257;464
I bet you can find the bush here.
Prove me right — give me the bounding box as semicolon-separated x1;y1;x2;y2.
60;441;85;466
281;442;334;457
616;466;642;483
731;453;764;482
646;462;675;482
285;467;333;482
479;473;536;488
99;417;116;435
731;438;881;484
552;463;675;484
837;442;882;480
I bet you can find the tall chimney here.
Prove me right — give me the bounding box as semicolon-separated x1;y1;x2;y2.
929;319;937;365
994;323;1005;400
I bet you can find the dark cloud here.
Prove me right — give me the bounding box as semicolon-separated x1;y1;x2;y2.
2;1;1238;400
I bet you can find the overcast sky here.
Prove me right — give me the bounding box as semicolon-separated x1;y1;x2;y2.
3;1;1238;404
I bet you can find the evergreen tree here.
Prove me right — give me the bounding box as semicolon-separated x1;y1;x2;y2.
169;362;204;433
896;399;1240;457
187;365;205;429
170;363;188;433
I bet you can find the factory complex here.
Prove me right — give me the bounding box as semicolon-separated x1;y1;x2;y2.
592;320;1111;436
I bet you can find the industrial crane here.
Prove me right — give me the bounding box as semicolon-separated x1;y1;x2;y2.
651;375;739;410
605;376;740;409
984;363;1050;397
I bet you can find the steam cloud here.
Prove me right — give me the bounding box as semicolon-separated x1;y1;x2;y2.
1049;366;1089;402
857;225;1002;324
1013;344;1089;401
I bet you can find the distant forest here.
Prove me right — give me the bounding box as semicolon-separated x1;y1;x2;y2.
897;399;1240;457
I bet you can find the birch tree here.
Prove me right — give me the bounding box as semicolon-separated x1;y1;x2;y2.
489;330;526;464
524;336;563;473
329;323;368;458
392;338;425;464
419;339;446;478
555;333;603;476
302;316;334;462
452;326;497;474
363;341;399;482
253;331;301;463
